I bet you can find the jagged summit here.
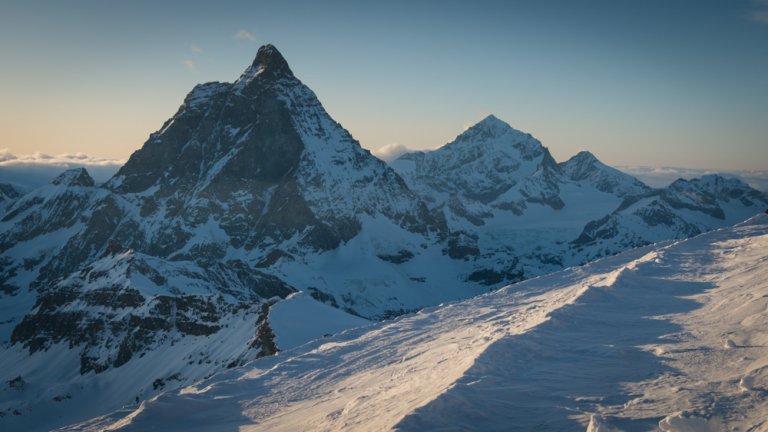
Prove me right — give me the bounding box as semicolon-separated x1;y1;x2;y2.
473;114;511;131
52;168;95;187
561;151;602;180
391;115;565;223
569;150;598;163
254;44;292;75
109;44;306;194
458;114;529;140
560;150;649;197
237;44;295;84
87;40;439;267
667;174;764;207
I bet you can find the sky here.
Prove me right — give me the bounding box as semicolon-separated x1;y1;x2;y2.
1;0;767;171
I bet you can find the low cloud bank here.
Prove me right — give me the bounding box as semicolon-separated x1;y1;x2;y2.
0;149;123;191
617;165;768;192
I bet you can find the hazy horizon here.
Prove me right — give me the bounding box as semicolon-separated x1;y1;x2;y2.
1;0;767;171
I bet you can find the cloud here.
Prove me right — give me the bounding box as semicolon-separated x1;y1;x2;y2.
617;165;768;191
749;0;768;23
0;149;124;167
750;10;768;23
0;149;124;190
372;143;413;163
190;43;203;53
234;29;257;42
0;148;16;163
184;59;196;71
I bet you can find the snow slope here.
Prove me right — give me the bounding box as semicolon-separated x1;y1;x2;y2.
67;214;768;431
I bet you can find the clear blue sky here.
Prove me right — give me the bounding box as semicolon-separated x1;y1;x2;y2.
1;0;767;170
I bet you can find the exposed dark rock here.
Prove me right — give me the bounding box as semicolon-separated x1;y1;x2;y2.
253;303;278;357
467;259;524;286
52;394;72;402
52;168;95;187
82;287;145;308
251;44;294;80
572;215;617;246
7;376;24;390
80;354;109;375
255;249;292;268
308;287;339;308
379;308;422;320
446;231;480;260
103;240;127;257
152;373;182;390
377;249;415;264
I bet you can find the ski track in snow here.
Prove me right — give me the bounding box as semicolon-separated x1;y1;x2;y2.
63;214;768;431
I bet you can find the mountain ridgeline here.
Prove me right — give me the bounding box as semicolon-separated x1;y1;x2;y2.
1;44;766;430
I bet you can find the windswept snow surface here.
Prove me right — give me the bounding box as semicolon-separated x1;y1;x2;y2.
67;214;768;431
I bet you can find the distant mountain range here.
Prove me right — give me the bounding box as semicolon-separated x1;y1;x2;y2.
1;44;766;431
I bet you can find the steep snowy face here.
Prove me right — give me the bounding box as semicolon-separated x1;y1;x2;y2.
560;150;650;197
0;45;447;429
394;115;564;216
104;44;437;258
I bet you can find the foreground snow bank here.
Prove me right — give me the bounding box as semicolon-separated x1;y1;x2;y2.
66;214;768;431
658;412;720;432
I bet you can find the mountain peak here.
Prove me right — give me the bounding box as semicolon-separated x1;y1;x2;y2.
249;44;294;80
473;114;511;132
560;150;650;196
52;168;95;187
450;115;542;158
571;150;598;163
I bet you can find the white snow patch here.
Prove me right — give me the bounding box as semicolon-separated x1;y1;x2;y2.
61;214;768;432
658;412;721;432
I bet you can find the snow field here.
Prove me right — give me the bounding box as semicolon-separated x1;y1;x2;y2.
67;214;768;431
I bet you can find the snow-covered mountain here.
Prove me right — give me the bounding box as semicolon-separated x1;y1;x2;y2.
392;117;767;278
0;45;479;429
393;115;566;220
571;174;768;262
1;44;767;430
64;214;768;431
560;150;650;197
